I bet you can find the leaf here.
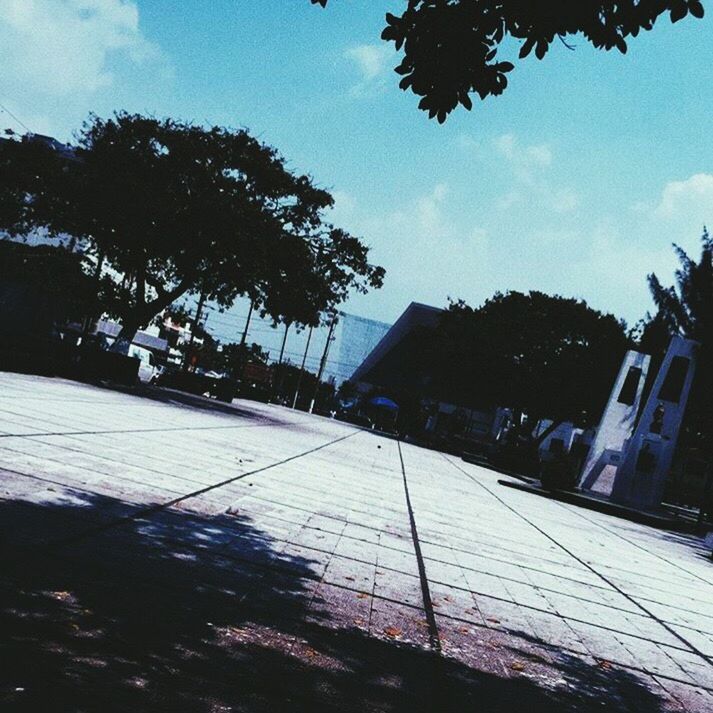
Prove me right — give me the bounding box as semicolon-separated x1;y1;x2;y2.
356;592;369;599
519;38;535;59
690;1;704;18
510;661;526;671
383;626;402;638
670;4;688;22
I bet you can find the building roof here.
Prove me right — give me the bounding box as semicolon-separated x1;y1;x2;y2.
95;319;168;353
350;302;442;384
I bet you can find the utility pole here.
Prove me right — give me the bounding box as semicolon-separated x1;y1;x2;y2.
184;285;207;372
236;299;254;381
278;321;290;364
291;325;313;409
309;314;338;414
239;300;254;348
272;321;291;404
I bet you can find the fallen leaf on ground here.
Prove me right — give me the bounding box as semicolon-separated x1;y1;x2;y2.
596;660;612;670
356;593;369;599
486;617;500;624
510;662;526;671
383;626;402;638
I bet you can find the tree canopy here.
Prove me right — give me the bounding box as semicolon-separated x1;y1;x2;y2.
431;291;631;425
0;115;384;349
311;1;704;122
645;229;713;451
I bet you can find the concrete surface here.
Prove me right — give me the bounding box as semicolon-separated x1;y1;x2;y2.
1;372;712;712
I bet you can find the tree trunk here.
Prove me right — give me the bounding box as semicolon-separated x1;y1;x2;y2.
309;316;337;414
109;320;141;355
292;326;313;410
184;286;207;372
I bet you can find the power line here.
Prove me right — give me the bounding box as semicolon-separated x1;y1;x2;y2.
0;101;31;133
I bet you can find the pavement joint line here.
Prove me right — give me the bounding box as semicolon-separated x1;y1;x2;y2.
547;497;713;588
6;444;698;601
11;469;712;640
443;454;713;672
0;421;286;439
0;428;319;494
7;460;712;630
6;543;709;695
25;424;309;472
367;532;381;634
27;430;360;551
13;463;700;621
14;489;707;649
397;439;442;654
302;519;350;616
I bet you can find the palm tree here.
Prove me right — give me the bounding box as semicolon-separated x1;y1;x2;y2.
646;230;712;524
648;229;713;346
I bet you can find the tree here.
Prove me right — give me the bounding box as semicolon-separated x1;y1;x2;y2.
0;114;383;352
311;1;704;122
432;291;631;431
646;229;713;451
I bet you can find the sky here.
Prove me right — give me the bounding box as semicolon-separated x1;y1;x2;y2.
2;0;713;332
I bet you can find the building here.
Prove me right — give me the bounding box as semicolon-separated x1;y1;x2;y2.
349;302;495;439
331;312;391;385
94;319;169;362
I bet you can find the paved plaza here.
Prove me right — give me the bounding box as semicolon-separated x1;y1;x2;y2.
1;373;712;712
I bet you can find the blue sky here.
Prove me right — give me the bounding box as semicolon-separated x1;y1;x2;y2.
3;0;713;329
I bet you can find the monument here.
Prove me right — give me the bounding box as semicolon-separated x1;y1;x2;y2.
578;350;651;496
610;336;699;510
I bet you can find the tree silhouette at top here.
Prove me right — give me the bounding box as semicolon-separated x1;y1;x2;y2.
311;0;704;122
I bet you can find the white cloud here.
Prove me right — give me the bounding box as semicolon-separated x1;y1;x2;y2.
495;133;552;172
343;43;393;97
654;173;713;221
344;44;390;80
494;133;577;213
0;0;161;96
551;188;580;214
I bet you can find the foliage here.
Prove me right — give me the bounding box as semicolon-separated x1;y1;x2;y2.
0;115;384;350
0;239;99;318
311;1;704;122
645;229;713;449
432;290;631;426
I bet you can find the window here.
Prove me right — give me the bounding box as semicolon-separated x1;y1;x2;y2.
617;366;642;406
657;356;690;404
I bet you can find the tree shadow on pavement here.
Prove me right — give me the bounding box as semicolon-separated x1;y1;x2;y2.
0;491;677;713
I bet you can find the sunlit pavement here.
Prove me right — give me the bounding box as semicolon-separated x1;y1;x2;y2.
1;372;712;712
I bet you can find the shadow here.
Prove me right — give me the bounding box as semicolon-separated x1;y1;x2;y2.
94;380;289;425
0;490;676;712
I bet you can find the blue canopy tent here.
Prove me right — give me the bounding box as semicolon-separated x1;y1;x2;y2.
369;396;399;411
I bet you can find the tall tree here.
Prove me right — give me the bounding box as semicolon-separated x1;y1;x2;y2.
646;229;713;450
432;291;631;429
0;115;383;352
311;1;704;122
